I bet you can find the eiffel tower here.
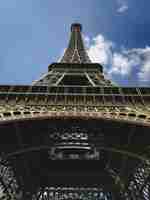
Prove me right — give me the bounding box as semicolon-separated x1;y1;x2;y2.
0;23;150;199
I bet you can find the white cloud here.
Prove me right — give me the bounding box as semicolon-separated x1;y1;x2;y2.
136;47;150;82
109;49;141;77
85;34;150;86
117;0;128;13
120;48;150;83
139;60;150;82
83;35;90;48
87;34;113;65
110;53;133;76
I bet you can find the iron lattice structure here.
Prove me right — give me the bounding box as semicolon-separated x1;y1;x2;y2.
0;23;150;199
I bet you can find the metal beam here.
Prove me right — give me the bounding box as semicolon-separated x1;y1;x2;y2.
85;72;96;86
119;125;137;178
55;73;66;86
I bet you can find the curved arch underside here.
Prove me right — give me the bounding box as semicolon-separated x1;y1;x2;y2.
0;110;150;127
0;117;149;199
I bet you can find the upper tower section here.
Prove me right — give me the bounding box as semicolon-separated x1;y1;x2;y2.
71;23;82;32
33;23;112;86
60;23;91;63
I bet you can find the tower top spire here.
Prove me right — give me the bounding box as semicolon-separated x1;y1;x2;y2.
71;23;82;32
60;23;91;63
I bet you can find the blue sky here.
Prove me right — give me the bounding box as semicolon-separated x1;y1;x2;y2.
0;0;150;86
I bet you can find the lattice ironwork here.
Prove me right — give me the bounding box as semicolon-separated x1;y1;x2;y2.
128;160;150;199
48;126;100;160
0;156;22;200
32;187;113;200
